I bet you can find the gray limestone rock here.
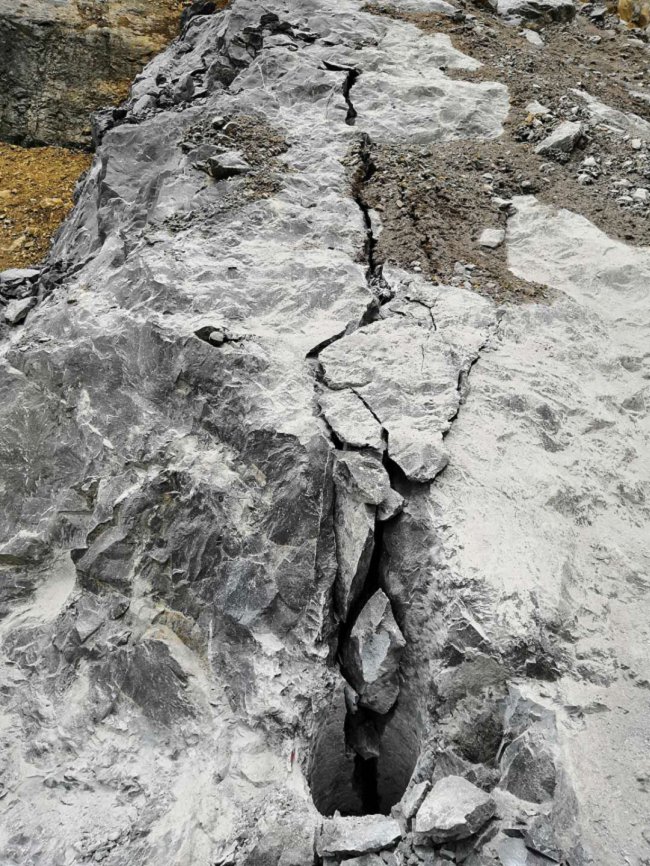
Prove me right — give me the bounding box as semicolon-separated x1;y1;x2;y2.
0;267;40;288
317;815;402;858
377;488;405;522
341;589;406;714
319;388;385;451
499;724;558;804
399;780;431;820
478;228;506;249
1;0;648;864
206;150;252;179
414;776;496;844
341;856;386;866
3;296;36;325
534;121;584;159
334;452;392;506
334;493;376;621
489;0;576;20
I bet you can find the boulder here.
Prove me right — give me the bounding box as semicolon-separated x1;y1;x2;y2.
341;590;406;714
414;776;496;844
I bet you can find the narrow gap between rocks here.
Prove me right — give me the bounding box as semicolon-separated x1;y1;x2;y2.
308;72;415;814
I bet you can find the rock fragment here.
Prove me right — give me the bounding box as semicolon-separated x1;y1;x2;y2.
524;815;564;862
319;388;385;451
399;780;431;820
478;228;506;249
341;590;406;714
414;776;496;844
377;488;405;522
3;296;36;325
499;726;557;803
522;28;544;46
387;428;449;483
207;150;252;179
341;856;385;866
525;101;550;117
333;452;391;505
489;0;576;20
334;495;376;621
534;122;584;159
317;815;401;858
0;267;40;289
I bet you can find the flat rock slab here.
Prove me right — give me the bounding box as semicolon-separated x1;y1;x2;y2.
414;775;496;844
317;815;402;857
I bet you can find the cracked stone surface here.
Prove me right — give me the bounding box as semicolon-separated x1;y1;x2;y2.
0;1;649;865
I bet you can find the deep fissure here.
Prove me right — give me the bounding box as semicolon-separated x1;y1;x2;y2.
308;68;413;814
323;62;360;125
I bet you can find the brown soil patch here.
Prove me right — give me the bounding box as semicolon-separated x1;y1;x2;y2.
0;144;91;270
360;1;650;302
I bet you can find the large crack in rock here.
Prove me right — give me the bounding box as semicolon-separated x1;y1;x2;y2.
1;1;649;865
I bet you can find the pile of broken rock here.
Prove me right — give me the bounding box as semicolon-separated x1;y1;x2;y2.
316;770;561;866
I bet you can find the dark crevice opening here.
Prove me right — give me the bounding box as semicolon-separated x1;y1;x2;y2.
353;755;380;814
322;61;360;126
307;80;414;817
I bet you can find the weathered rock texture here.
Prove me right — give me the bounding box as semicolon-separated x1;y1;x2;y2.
0;0;187;146
0;1;649;866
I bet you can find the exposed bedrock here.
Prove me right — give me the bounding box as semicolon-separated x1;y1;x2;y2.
0;1;649;865
0;0;191;147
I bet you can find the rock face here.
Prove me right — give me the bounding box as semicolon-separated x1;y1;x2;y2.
0;1;649;865
0;0;187;146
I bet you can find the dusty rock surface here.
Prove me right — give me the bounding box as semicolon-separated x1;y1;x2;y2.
0;1;649;866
